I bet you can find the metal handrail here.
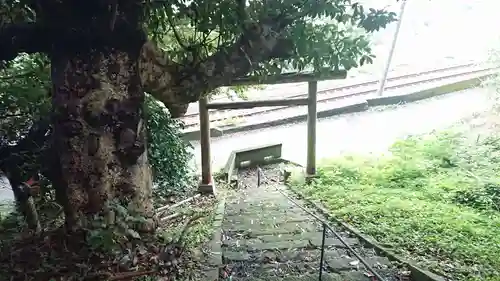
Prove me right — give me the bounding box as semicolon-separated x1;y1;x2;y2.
257;166;386;281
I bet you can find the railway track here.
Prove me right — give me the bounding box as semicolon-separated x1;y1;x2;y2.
181;63;496;129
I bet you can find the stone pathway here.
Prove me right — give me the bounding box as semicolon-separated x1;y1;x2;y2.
221;165;403;281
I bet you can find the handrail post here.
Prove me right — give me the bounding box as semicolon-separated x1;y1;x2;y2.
199;97;215;194
306;81;317;176
318;223;327;281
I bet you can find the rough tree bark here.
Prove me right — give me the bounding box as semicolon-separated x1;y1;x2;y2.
50;47;156;231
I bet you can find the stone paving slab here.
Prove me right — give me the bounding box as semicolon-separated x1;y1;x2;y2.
225;222;318;235
226;211;311;220
226;201;298;210
239;190;285;198
225;205;303;216
234;239;312;252
222;233;360;250
310;236;360;248
236;272;346;281
225;248;343;263
224;214;312;226
258;232;317;243
326;256;391;272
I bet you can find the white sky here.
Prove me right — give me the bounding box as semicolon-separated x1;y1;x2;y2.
362;0;500;72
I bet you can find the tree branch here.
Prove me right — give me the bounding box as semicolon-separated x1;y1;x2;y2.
186;21;295;91
138;41;189;118
0;22;52;61
139;21;294;116
165;11;189;51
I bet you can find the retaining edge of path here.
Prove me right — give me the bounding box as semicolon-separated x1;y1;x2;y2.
205;197;226;281
366;76;484;107
182;74;490;141
283;172;448;281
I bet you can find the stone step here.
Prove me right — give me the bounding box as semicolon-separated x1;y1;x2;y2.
224;239;312;253
223;248;343;263
229;262;320;278
325;256;392;272
259;232;319;243
228;258;395;281
232;270;386;281
223;248;391;271
229;197;286;204
236;191;285;199
232;272;366;281
227;195;287;203
223;232;360;249
225;203;302;215
310;236;360;248
226;210;312;220
224;222;319;236
341;271;383;281
224;214;313;227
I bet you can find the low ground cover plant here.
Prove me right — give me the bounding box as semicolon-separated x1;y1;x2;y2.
291;130;500;280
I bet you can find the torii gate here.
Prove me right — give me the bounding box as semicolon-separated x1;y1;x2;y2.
196;70;347;194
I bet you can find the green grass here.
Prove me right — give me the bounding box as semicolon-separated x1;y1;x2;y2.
290;130;500;281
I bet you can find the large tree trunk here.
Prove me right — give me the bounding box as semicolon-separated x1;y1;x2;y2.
50;47;155;232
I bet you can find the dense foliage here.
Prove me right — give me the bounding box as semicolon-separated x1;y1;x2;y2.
1;0;398;82
145;95;195;199
0;54;50;145
144;0;397;76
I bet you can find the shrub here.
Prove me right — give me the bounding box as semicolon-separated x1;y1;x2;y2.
144;95;195;200
453;182;500;212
